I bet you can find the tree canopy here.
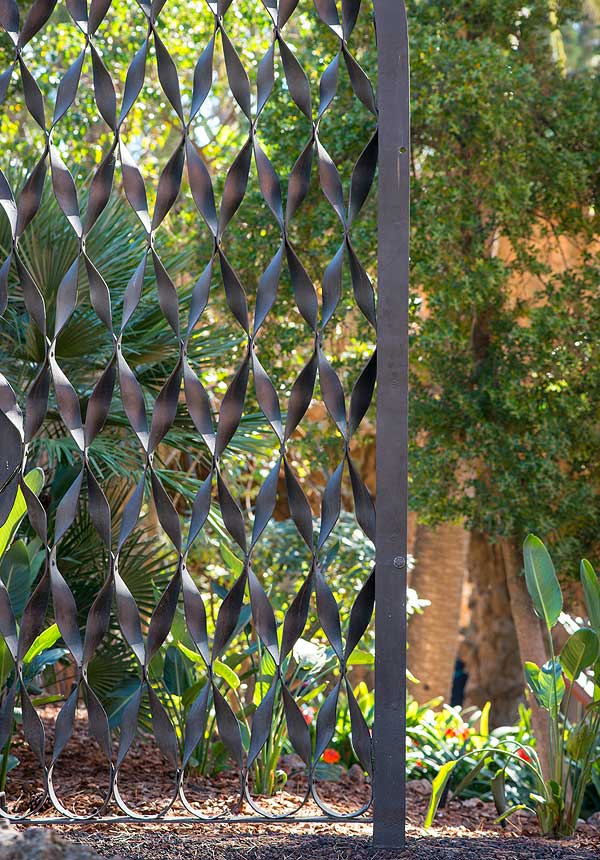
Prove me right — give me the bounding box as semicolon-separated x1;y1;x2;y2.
408;0;600;569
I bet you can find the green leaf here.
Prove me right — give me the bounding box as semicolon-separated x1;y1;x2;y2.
252;678;271;706
0;468;44;560
581;560;600;632
298;682;327;703
0;540;37;619
181;679;208;710
523;534;562;630
424;760;459;828
163;645;191;696
259;648;277;678
346;649;374;666
560;628;599;682
548;779;563;808
178;641;240;690
177;641;206;665
566;720;596;761
5;755;19;775
30;695;63;707
495;804;528;824
451;754;490;797
23;624;61;664
214;659;240;690
524;660;565;713
219;543;244;576
0;638;11;688
23;647;67;682
107;680;146;729
491;770;507;817
524;661;542;699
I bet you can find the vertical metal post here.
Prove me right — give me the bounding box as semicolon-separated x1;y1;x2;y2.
373;0;410;849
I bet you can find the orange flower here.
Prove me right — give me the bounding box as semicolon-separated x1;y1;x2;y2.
322;748;341;764
517;748;531;763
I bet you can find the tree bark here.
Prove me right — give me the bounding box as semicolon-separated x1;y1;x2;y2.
461;532;524;726
407;522;469;704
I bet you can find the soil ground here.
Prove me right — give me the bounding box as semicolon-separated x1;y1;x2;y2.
41;787;600;860
6;707;600;859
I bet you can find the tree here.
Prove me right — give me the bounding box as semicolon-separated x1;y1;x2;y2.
407;0;600;737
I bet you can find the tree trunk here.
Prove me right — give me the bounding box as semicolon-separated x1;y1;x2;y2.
502;537;551;777
461;532;524;726
407;522;469;704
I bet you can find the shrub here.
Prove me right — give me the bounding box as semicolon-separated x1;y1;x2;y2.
407;699;534;807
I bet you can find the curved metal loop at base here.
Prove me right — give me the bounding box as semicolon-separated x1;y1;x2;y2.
242;770;312;820
112;767;180;821
46;761;115;821
309;779;373;820
0;775;49;823
177;771;244;821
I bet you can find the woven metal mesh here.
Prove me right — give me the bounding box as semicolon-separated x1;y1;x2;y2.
0;0;380;822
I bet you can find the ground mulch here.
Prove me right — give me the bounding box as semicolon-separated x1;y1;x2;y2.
6;707;600;858
47;783;600;860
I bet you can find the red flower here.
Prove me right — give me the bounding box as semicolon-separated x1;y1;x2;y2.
322;748;341;764
445;724;470;741
517;748;531;763
301;705;316;725
416;759;423;768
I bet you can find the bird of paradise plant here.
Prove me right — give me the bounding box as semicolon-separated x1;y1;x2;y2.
426;534;600;837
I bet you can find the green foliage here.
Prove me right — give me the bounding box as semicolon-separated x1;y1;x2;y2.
409;698;535;809
427;535;600;837
0;464;66;789
0;469;47;687
408;0;600;569
524;660;565;715
0;468;44;559
154;631;343;793
523;535;562;630
581;559;600;630
0;622;67;789
560;628;599;682
188;513;424;661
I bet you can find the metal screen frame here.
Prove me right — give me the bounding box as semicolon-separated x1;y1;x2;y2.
373;0;409;848
0;0;408;847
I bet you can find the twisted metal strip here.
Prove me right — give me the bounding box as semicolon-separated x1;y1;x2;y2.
0;0;380;822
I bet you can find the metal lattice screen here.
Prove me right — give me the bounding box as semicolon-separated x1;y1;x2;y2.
0;0;408;842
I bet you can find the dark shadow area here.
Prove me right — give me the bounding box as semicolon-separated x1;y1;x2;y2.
55;828;600;860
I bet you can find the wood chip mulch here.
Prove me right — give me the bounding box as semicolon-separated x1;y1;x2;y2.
48;783;600;860
6;707;600;859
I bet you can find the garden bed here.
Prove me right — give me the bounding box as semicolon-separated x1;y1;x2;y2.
5;708;600;859
28;784;600;860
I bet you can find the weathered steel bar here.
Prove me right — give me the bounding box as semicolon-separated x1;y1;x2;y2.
373;0;410;848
